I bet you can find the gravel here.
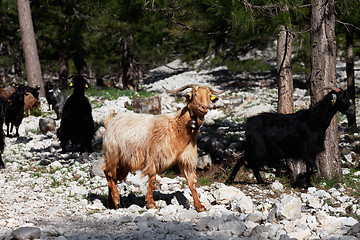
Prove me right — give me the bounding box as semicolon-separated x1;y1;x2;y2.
1;60;360;240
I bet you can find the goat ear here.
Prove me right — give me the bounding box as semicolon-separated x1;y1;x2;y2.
331;93;337;105
210;95;219;103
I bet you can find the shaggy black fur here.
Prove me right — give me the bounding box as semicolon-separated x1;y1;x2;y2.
57;75;95;153
226;88;354;188
44;81;68;119
45;81;56;110
25;85;40;99
5;84;27;137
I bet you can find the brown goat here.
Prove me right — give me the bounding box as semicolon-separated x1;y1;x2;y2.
24;93;41;117
102;84;224;212
0;86;15;99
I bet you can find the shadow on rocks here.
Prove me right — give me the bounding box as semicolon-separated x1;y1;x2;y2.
89;191;190;209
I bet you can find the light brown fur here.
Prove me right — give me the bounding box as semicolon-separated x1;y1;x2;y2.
24;93;41;117
103;85;222;212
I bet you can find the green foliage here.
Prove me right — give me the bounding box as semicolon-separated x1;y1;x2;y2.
85;86;156;100
1;0;359;87
197;176;212;186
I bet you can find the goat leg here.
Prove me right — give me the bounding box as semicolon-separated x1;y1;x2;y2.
105;173;120;209
145;174;156;209
15;126;19;137
305;158;318;174
183;170;205;212
253;166;264;184
0;155;4;168
226;159;245;184
6;124;9;137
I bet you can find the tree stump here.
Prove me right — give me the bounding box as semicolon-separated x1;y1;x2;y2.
132;96;161;115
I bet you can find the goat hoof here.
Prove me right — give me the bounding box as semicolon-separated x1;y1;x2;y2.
108;199;120;209
146;202;156;209
196;205;206;212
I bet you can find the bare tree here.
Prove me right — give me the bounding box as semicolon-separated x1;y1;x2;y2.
310;0;342;181
17;0;44;96
277;25;294;114
346;30;356;127
118;36;142;91
276;24;307;185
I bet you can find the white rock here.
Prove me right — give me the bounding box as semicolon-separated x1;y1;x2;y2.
313;189;331;199
230;196;254;214
66;182;87;196
339;217;358;227
177;208;198;222
197;154;212;169
244;104;273;118
272;195;302;221
270;180;285;193
87;199;105;210
316;211;343;231
305;215;318;230
287;227;311;240
50;161;62;170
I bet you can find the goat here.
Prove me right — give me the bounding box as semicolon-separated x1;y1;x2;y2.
44;81;68;119
24;92;41;117
25;86;40;99
102;84;224;212
0;97;8;168
5;84;27;137
44;81;55;111
226;87;354;188
56;75;95;153
0;85;15;99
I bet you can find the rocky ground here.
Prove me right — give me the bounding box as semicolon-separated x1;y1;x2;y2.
1;60;360;240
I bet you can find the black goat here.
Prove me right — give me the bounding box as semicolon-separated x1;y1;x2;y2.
0;97;8;168
44;81;67;119
45;81;55;110
25;85;40;99
57;75;95;153
226;88;354;188
5;84;27;137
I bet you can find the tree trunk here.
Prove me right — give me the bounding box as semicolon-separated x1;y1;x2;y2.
73;53;90;77
17;0;45;96
277;25;294;114
276;25;304;185
59;46;69;86
118;36;141;91
310;0;342;181
346;31;356;127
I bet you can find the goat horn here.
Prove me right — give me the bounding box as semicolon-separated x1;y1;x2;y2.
208;86;226;95
162;84;198;94
82;75;94;80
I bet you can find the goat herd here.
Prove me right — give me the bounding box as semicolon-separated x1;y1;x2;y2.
0;75;355;212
